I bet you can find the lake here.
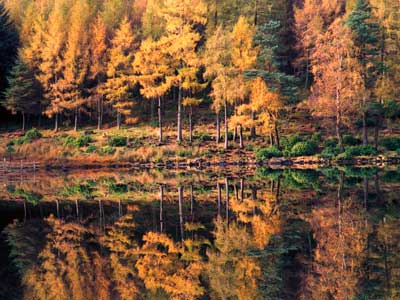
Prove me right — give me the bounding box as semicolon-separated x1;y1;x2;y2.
0;167;399;300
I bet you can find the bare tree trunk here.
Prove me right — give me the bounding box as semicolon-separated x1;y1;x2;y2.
160;185;164;232
22;112;26;132
54;113;59;132
178;186;184;241
336;88;344;152
189;107;193;144
217;182;221;218
240;178;244;201
74;107;78;132
177;86;183;142
239;124;243;149
224;100;228;150
216;112;220;143
225;177;229;224
117;111;121;130
75;199;79;218
97;96;103;130
274;121;280;148
158;97;163;143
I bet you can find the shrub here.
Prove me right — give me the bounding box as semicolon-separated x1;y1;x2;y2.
196;132;212;142
108;136;127;147
255;146;282;161
290;141;317;157
324;138;338;148
281;134;303;151
24;128;42;141
245;144;254;151
101;146;116;155
75;134;93;147
86;145;97;153
177;149;193;157
381;137;400;151
320;146;340;158
343;135;361;146
310;132;321;143
338;145;378;159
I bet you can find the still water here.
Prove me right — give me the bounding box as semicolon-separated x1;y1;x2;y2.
0;167;399;300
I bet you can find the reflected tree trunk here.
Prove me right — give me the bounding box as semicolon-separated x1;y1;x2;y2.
75;199;79;219
160;185;164;233
225;178;229;224
178;186;184;241
363;177;369;210
240;178;244;201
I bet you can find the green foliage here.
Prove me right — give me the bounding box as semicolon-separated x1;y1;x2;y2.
338;145;378;159
7;185;43;205
324;138;338;148
343;135;361;146
255;146;282;161
381;138;400;151
64;134;93;148
177;149;193;158
100;146;116;155
86;145;97;153
108;135;127;147
9;128;43;145
320;146;340;158
290;141;317;157
195;132;212;142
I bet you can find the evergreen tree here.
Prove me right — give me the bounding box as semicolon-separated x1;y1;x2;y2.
346;0;380;145
3;58;37;131
0;1;18;95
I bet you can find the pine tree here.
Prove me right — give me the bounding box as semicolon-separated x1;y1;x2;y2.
3;58;37;131
103;17;135;129
346;0;380;145
0;1;18;95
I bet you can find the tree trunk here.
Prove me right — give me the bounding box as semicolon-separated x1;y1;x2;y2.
54;113;59;132
117;110;121;130
216;112;220;143
239;124;243;149
233;126;237;142
189;107;193;144
160;185;164;232
177;86;183;142
274;121;280;148
336;90;344;152
225;177;229;224
224;100;228;150
158;97;163;143
97;96;103;130
74;107;78;132
178;186;184;241
362;97;368;145
240;178;244;201
270;133;274;146
22;112;26;132
217;182;221;218
374;125;379;150
250;112;256;139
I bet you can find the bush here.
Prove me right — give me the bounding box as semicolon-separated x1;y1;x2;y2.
381;138;400;151
24;128;42;141
101;146;116;155
108;135;127;147
196;132;212;142
339;145;378;159
343;135;361;146
281;134;303;151
310;132;322;143
290;141;317;157
320;146;340;158
75;134;93;147
86;145;97;153
255;146;282;161
324;138;338;148
177;149;193;157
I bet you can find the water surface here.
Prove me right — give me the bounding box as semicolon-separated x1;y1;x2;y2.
0;168;399;300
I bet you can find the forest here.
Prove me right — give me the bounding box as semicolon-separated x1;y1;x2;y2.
0;0;400;163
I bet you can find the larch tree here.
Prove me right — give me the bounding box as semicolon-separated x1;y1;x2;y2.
203;26;232;147
229;16;258;148
133;37;173;143
58;0;91;131
37;0;68;132
103;17;135;129
346;0;380;145
89;16;108;130
310;18;363;151
160;0;207;142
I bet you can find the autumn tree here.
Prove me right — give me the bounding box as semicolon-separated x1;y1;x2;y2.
160;0;207;142
133;37;173;143
103;17;135;129
309;19;363;151
89;16;108;130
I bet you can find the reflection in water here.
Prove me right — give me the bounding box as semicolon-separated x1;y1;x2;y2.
0;168;399;300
